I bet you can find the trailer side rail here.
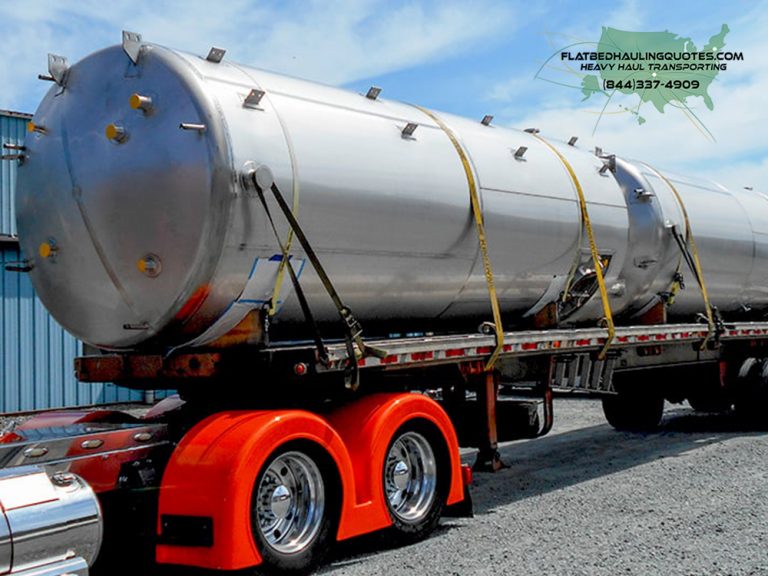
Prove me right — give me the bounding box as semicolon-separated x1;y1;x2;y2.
75;322;768;383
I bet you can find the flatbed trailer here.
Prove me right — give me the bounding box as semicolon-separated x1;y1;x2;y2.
3;319;768;574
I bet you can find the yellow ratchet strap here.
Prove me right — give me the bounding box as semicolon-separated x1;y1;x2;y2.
269;190;299;316
269;159;301;316
666;272;683;306
533;134;615;360
649;167;716;349
415;106;504;371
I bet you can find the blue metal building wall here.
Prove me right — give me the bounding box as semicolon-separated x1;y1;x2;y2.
0;111;28;236
1;110;172;412
1;245;146;412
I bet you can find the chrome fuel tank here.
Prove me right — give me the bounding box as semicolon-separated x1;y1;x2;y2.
15;37;767;350
0;467;101;575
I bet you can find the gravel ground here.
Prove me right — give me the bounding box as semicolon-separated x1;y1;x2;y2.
321;398;768;576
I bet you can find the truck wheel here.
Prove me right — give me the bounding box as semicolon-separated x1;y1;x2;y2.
602;392;664;431
250;443;336;574
733;357;768;427
383;423;446;542
687;392;731;413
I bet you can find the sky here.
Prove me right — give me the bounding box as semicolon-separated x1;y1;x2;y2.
0;0;765;191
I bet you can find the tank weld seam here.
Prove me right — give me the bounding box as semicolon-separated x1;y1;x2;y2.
481;186;626;209
264;88;446;127
59;123;142;321
229;61;302;318
412;105;504;371
532;134;615;360
267;94;300;318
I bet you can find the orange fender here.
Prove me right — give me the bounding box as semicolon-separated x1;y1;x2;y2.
155;394;464;570
155;410;357;570
327;392;465;540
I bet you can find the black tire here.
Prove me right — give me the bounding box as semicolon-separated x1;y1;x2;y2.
250;442;338;574
733;357;768;427
602;392;664;431
683;364;732;413
687;392;731;413
382;421;448;543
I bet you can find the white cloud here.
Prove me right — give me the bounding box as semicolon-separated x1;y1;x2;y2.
0;0;517;112
603;0;646;31
254;2;518;84
698;157;768;192
486;76;536;102
485;0;649;107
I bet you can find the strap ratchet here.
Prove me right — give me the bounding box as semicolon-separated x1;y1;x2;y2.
249;166;386;390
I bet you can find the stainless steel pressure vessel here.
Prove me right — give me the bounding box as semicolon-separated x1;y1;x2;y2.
15;37;768;350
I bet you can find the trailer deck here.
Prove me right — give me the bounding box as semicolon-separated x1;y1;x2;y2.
74;321;768;385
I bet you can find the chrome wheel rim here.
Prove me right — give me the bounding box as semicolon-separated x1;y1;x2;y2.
384;431;437;523
253;451;325;554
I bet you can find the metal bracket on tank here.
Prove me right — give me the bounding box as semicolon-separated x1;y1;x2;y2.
206;47;226;63
634;187;655;201
243;89;266;110
47;54;69;87
122;30;143;64
598;154;616;175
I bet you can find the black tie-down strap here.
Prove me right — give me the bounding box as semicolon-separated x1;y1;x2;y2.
669;225;725;345
248;166;386;389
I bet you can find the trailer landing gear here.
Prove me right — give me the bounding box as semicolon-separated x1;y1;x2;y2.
469;359;555;472
472;371;507;472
